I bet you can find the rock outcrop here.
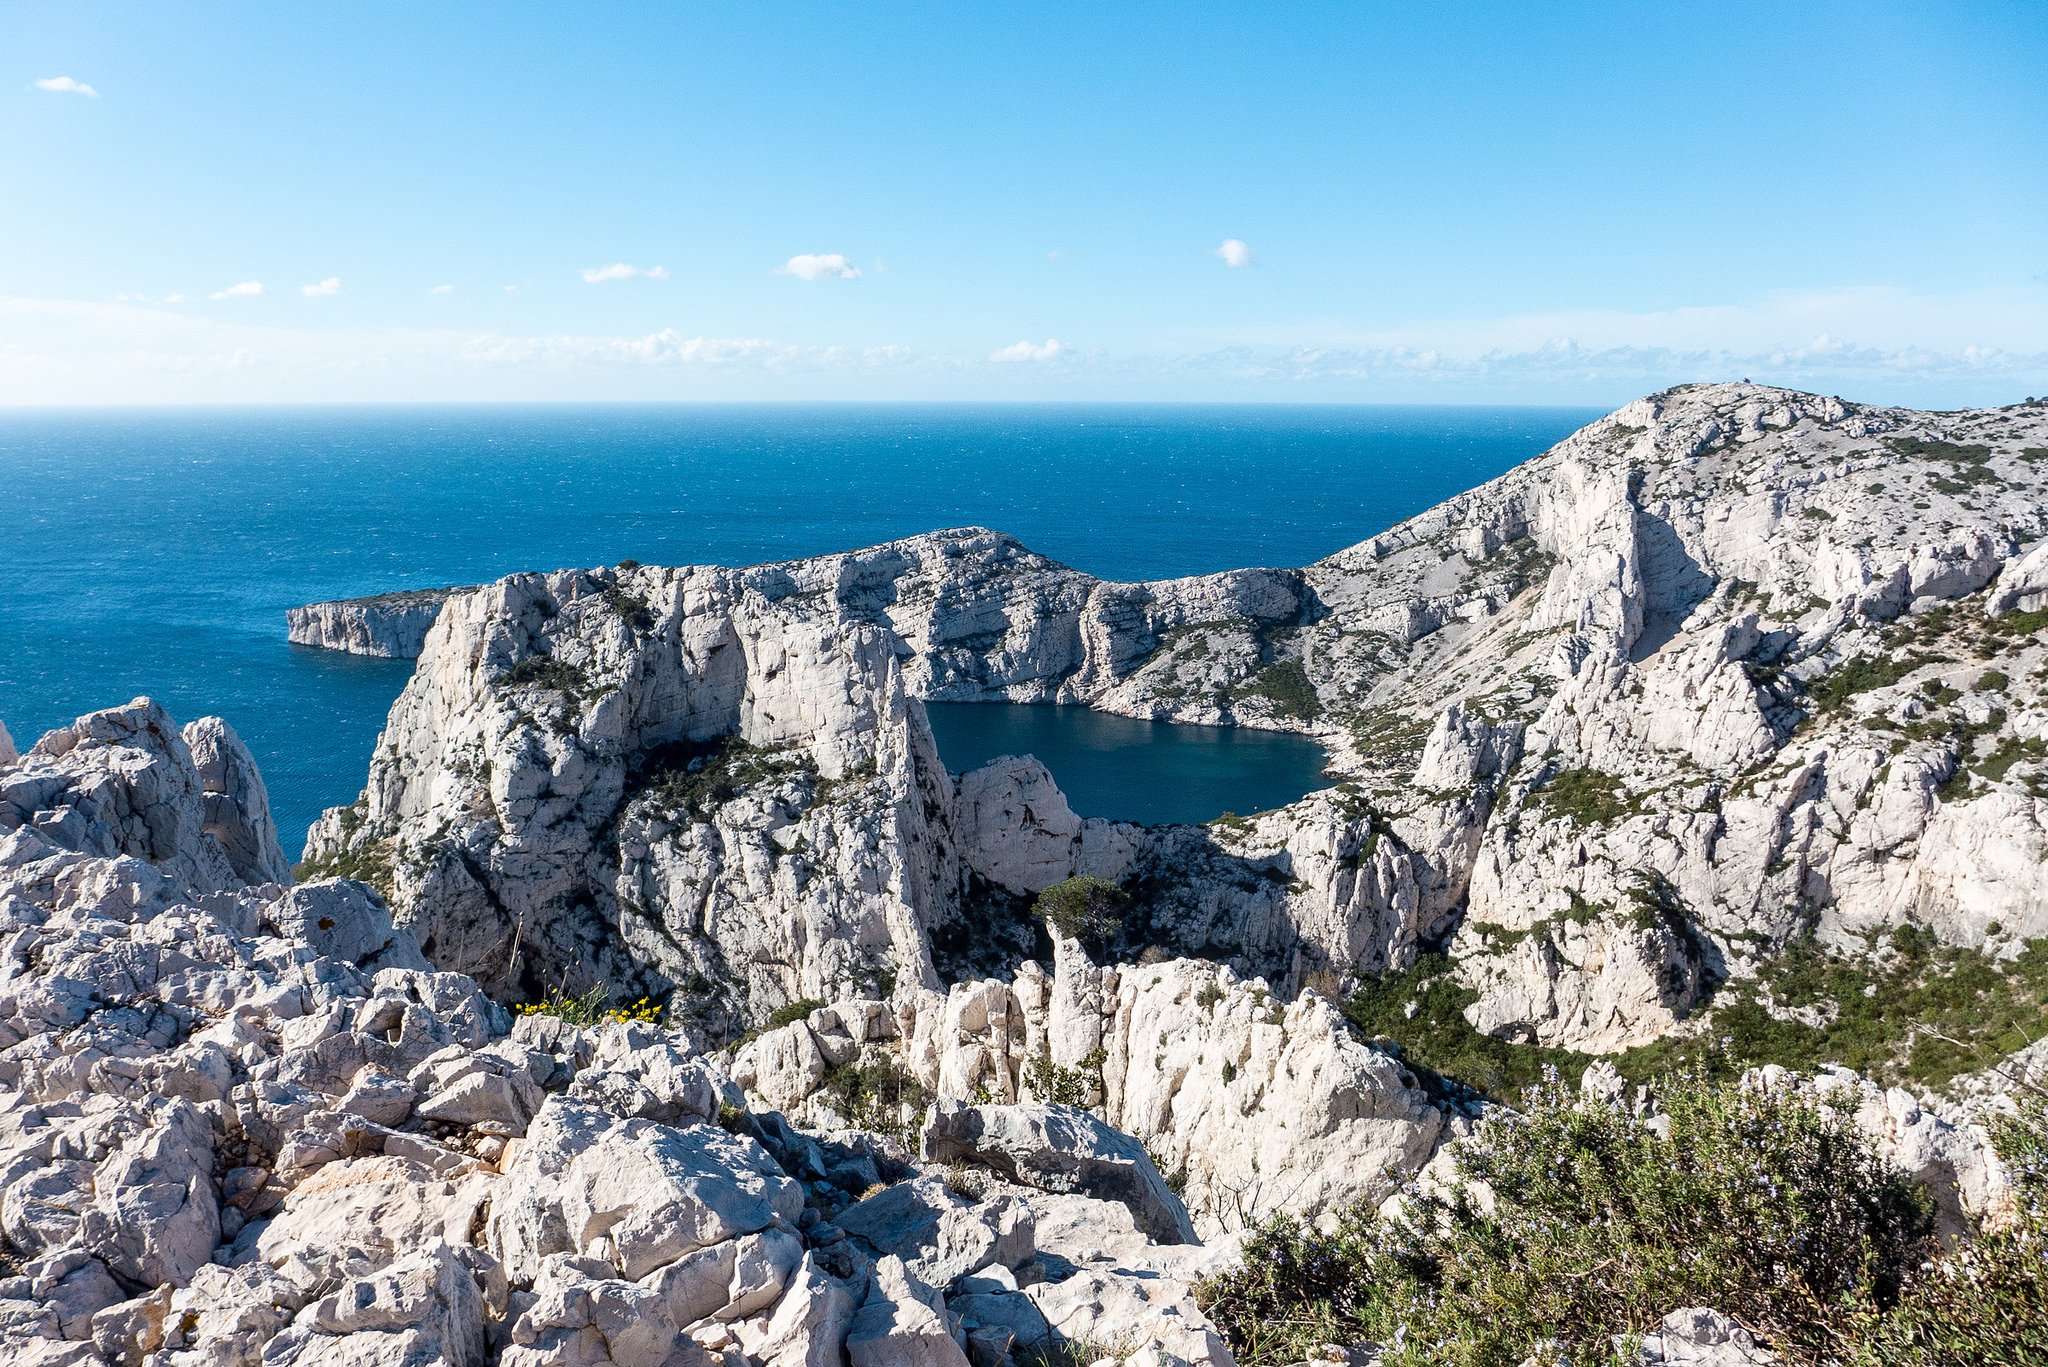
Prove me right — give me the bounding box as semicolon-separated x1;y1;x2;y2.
732;947;1445;1238
304;383;2048;1062
289;588;461;658
0;699;1247;1367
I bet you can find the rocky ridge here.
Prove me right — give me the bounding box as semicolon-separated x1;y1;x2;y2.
303;383;2048;1065
0;698;1257;1367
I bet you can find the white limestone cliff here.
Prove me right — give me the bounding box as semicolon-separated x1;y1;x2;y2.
288;588;460;658
306;383;2048;1060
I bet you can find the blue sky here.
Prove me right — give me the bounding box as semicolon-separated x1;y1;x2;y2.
3;1;2044;406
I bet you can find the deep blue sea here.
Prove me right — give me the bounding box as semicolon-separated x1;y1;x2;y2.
926;702;1333;827
2;404;1597;847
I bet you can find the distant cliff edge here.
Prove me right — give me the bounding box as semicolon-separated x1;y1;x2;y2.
286;586;464;658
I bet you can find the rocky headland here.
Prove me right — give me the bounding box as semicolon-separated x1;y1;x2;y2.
288;589;462;659
5;382;2045;1365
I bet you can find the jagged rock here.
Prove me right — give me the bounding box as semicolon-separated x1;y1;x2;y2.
488;1097;802;1281
256;1156;494;1288
833;1175;1034;1289
1629;1307;1780;1365
80;1096;219;1287
265;878;433;972
924;1101;1196;1246
306;386;2048;1066
844;1254;970;1367
755;953;1442;1238
501;1254;684;1367
182;715;291;886
266;1240;491;1367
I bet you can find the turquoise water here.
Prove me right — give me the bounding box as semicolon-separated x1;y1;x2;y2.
0;404;1597;846
925;702;1330;826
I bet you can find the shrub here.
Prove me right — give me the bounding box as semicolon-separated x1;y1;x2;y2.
294;835;397;902
1531;768;1639;827
1032;876;1129;955
516;984;664;1028
764;997;825;1031
1024;1053;1092;1106
1614;936;2048;1092
633;736;818;819
495;654;589;695
821;1055;930;1138
1807;653;1920;713
1233;658;1324;722
1344;953;1586;1102
1197;1071;1935;1366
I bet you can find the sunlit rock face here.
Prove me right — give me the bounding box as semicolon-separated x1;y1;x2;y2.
307;384;2048;1057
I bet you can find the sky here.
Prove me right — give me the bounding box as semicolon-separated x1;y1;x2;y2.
2;1;2044;408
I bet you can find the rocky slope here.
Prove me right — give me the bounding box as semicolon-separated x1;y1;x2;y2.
0;698;1257;1367
288;589;460;658
305;383;2048;1068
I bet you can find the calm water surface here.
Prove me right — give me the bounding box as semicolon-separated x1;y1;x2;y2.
925;702;1330;826
1;403;1597;844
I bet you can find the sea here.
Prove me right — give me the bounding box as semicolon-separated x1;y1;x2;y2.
1;404;1599;845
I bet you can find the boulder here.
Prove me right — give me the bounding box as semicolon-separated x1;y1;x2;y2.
922;1101;1196;1245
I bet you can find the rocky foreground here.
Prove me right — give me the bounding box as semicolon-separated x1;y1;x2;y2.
1;700;1266;1366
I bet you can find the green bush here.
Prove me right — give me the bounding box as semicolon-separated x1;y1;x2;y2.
1613;935;2048;1093
1197;1071;1935;1366
1025;1053;1093;1106
764;997;825;1031
1344;953;1586;1102
821;1055;930;1139
634;736;818;819
1530;768;1639;827
1233;658;1324;722
1807;653;1920;713
1032;876;1129;956
495;654;589;695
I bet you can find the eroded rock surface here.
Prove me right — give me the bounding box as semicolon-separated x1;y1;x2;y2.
0;700;1246;1367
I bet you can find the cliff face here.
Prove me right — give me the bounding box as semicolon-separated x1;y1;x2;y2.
287;589;459;658
304;383;2048;1060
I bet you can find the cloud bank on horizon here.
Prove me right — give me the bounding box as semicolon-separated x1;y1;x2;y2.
4;283;2042;408
5;4;2043;406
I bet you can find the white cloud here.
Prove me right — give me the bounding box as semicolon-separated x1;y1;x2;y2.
580;263;670;283
430;284;455;294
209;281;265;300
776;253;862;281
300;277;342;297
502;284;520;295
990;338;1070;363
33;76;98;97
1215;239;1255;268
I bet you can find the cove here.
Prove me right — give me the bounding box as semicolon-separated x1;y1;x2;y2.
922;701;1331;827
